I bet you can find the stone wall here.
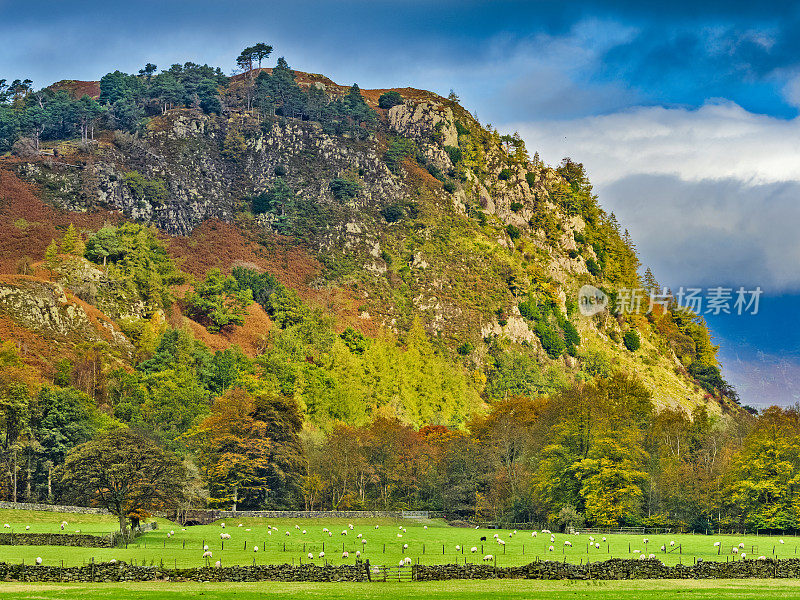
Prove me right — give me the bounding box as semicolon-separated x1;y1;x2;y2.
2;558;800;583
0;501;109;515
217;510;426;519
0;532;116;548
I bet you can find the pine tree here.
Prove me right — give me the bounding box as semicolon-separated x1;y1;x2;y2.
60;224;78;255
44;239;58;271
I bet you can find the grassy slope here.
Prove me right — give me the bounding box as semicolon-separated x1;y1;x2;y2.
0;513;795;569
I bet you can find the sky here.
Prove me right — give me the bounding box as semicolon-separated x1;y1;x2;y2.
1;0;798;407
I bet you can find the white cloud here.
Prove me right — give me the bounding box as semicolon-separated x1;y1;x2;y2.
505;101;800;292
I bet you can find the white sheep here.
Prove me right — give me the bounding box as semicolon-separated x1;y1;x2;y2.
780;539;785;544
713;542;721;547
732;547;738;554
455;545;461;551
170;530;175;535
548;545;554;552
738;542;745;549
648;553;655;559
633;550;640;554
498;539;506;546
638;554;647;560
342;551;349;558
564;540;572;547
238;524;242;527
471;547;478;553
670;540;675;546
215;560;221;567
203;545;209;551
508;532;513;538
399;526;403;530
221;523;225;528
203;551;212;558
550;535;555;542
302;530;307;535
741;553;746;559
398;559;405;567
253;546;258;552
594;543;600;549
357;533;362;538
246;528;251;531
542;529;551;534
375;525;380;529
513;530;517;534
319;551;324;558
602;537;607;542
35;557;42;565
3;524;9;529
295;525;300;530
361;539;367;545
323;528;329;533
286;531;290;536
349;524;354;530
342;530;348;536
25;525;30;530
589;536;595;542
403;543;408;549
532;532;537;537
483;554;494;561
660;545;666;551
356;551;361;558
397;533;403;538
268;531;272;536
758;555;766;560
423;525;427;529
493;533;499;539
404;557;412;565
308;552;314;559
643;538;649;544
110;559;116;564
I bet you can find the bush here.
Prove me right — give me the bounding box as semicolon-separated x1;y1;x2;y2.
274;164;287;176
329;178;362;201
380;205;405;223
384;137;417;173
444;145;462;164
510;202;523;213
525;172;536;188
623;329;641;352
505;224;521;240
251;178;293;214
535;322;565;359
498;168;512;181
562;320;580;347
124;171;168;206
568;249;579;259
183;269;253;333
378;91;403;109
426;163;445;182
454;121;470;136
443;180;456;193
457;342;474;356
585;257;600;276
573;231;586;245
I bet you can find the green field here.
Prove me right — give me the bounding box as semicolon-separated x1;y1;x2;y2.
0;510;795;570
4;580;800;600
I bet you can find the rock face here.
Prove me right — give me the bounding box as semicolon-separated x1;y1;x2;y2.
0;279;133;356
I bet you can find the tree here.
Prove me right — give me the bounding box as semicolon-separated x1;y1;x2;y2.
251;43;273;69
378;91;403;109
57;428;186;533
183;269;253;333
138;63;157;81
623;329;641;352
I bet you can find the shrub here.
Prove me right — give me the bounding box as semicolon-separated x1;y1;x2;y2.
380;204;405;223
378;91;404;109
562;320;581;347
124;171;168;205
384;137;417;173
251;178;293;214
454;121;470;136
183;269;253;333
525;172;536;188
510;202;523;212
444;145;462;164
457;342;474;356
274;164;287;176
535;322;565;359
426;163;445;181
623;329;641;352
585;257;600;276
568;249;579;259
443;180;456;193
573;231;586;245
498;168;512;181
341;327;369;354
505;224;521;240
329;178;362;201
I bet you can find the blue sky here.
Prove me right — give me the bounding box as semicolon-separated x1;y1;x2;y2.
2;0;798;406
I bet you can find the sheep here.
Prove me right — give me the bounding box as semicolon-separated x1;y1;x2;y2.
268;531;272;536
238;524;242;527
25;525;30;530
738;542;745;549
286;531;290;536
542;529;551;534
595;543;600;549
342;551;349;558
660;545;666;551
323;528;329;533
493;533;499;539
110;559;116;564
375;525;380;529
221;523;226;528
349;524;354;530
670;540;675;546
328;532;333;537
713;542;721;547
564;540;572;547
398;559;405;567
362;539;367;544
498;539;506;546
246;528;251;532
203;545;209;551
602;537;607;542
423;525;428;529
643;538;649;544
633;550;640;554
404;557;412;565
403;543;408;549
471;547;478;553
356;551;361;558
397;533;403;538
741;553;746;559
2;524;9;529
648;553;656;559
35;557;42;565
638;554;647;560
399;526;403;530
342;530;348;536
253;546;258;552
403;528;407;533
758;555;766;560
513;530;517;534
508;532;513;538
319;551;324;558
455;545;461;551
202;551;212;558
589;536;595;542
295;525;300;530
548;545;554;552
483;554;494;561
308;553;314;559
531;532;537;537
215;560;221;568
550;535;555;542
780;539;785;544
302;530;307;535
170;530;175;535
732;547;738;554
357;533;363;538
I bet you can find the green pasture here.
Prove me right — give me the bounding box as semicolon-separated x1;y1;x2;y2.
0;511;796;569
5;580;800;600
